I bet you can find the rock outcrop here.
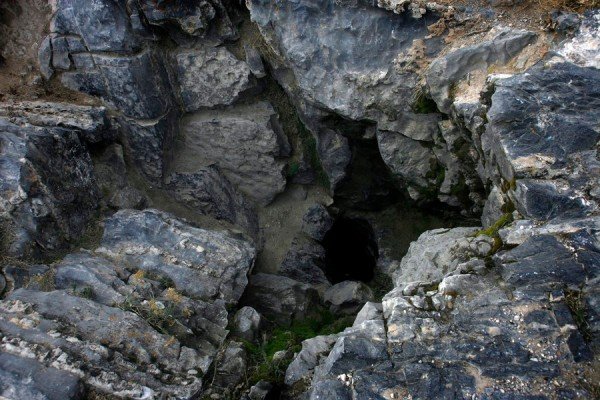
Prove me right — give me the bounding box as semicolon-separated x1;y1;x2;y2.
0;209;256;398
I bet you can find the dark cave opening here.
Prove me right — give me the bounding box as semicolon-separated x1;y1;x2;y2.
322;217;379;284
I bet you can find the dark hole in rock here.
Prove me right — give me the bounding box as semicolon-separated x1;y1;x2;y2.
322;217;378;284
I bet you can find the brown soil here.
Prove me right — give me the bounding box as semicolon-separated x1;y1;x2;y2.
0;0;97;104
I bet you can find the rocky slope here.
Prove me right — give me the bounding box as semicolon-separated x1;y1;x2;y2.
0;1;598;399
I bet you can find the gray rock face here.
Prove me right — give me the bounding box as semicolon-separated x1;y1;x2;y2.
0;119;100;257
97;209;256;304
93;143;146;210
232;306;262;343
483;62;600;221
0;101;115;144
278;235;330;294
0;351;84;400
175;102;288;206
248;0;437;122
175;46;253;112
135;0;234;38
212;341;247;389
0;208;257;398
299;221;600;399
165;167;259;238
392;227;492;286
426;28;537;113
241;273;321;326
318;129;351;190
324;281;374;315
301;204;334;242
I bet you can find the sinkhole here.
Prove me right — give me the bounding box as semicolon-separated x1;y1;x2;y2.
322;217;379;284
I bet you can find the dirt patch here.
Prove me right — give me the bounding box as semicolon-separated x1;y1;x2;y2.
0;0;97;104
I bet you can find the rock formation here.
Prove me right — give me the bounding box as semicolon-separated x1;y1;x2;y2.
0;0;598;399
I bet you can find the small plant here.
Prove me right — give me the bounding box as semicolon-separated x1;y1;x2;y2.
119;295;179;335
565;289;592;342
475;213;514;255
242;310;354;387
286;161;300;178
411;88;438;114
73;286;94;300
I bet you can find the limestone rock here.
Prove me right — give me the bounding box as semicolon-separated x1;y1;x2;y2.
0;119;100;257
484;62;600;220
426;28;537;113
278;235;330;294
96;209;256;304
240;273;321;326
301;204;334;242
165;167;259;238
0;101;115;144
392;227;491;286
324;281;374;315
0;352;85;400
248;0;437;122
175;102;289;205
232;306;262;343
318;129;351;190
175;46;253;112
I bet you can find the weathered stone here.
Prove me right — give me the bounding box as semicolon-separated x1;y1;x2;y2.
279;235;330;294
52;0;142;53
232;306;262;343
136;0;219;37
37;36;53;80
212;341;247;388
93;143;146;210
0;101;115;144
0;351;85;400
175;46;253;112
392;227;490;286
0;119;100;257
318;129;351;190
301;204;334;242
50;36;71;70
165;167;259;238
484;62;600;220
248;380;275;400
285;334;338;387
324;281;374;315
240;273;321;326
426;28;537;113
174;102;288;205
353;301;383;327
96;209;256;304
248;0;438;122
244;45;267;79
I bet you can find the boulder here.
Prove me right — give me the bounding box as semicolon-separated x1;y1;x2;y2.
278;235;330;294
0;352;85;400
164;167;259;238
323;281;374;315
175;46;253;112
301;204;334;242
96;209;256;304
232;306;262;343
240;273;321;326
174;102;289;205
0;119;100;257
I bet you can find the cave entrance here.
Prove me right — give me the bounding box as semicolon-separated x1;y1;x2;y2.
322;217;379;284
